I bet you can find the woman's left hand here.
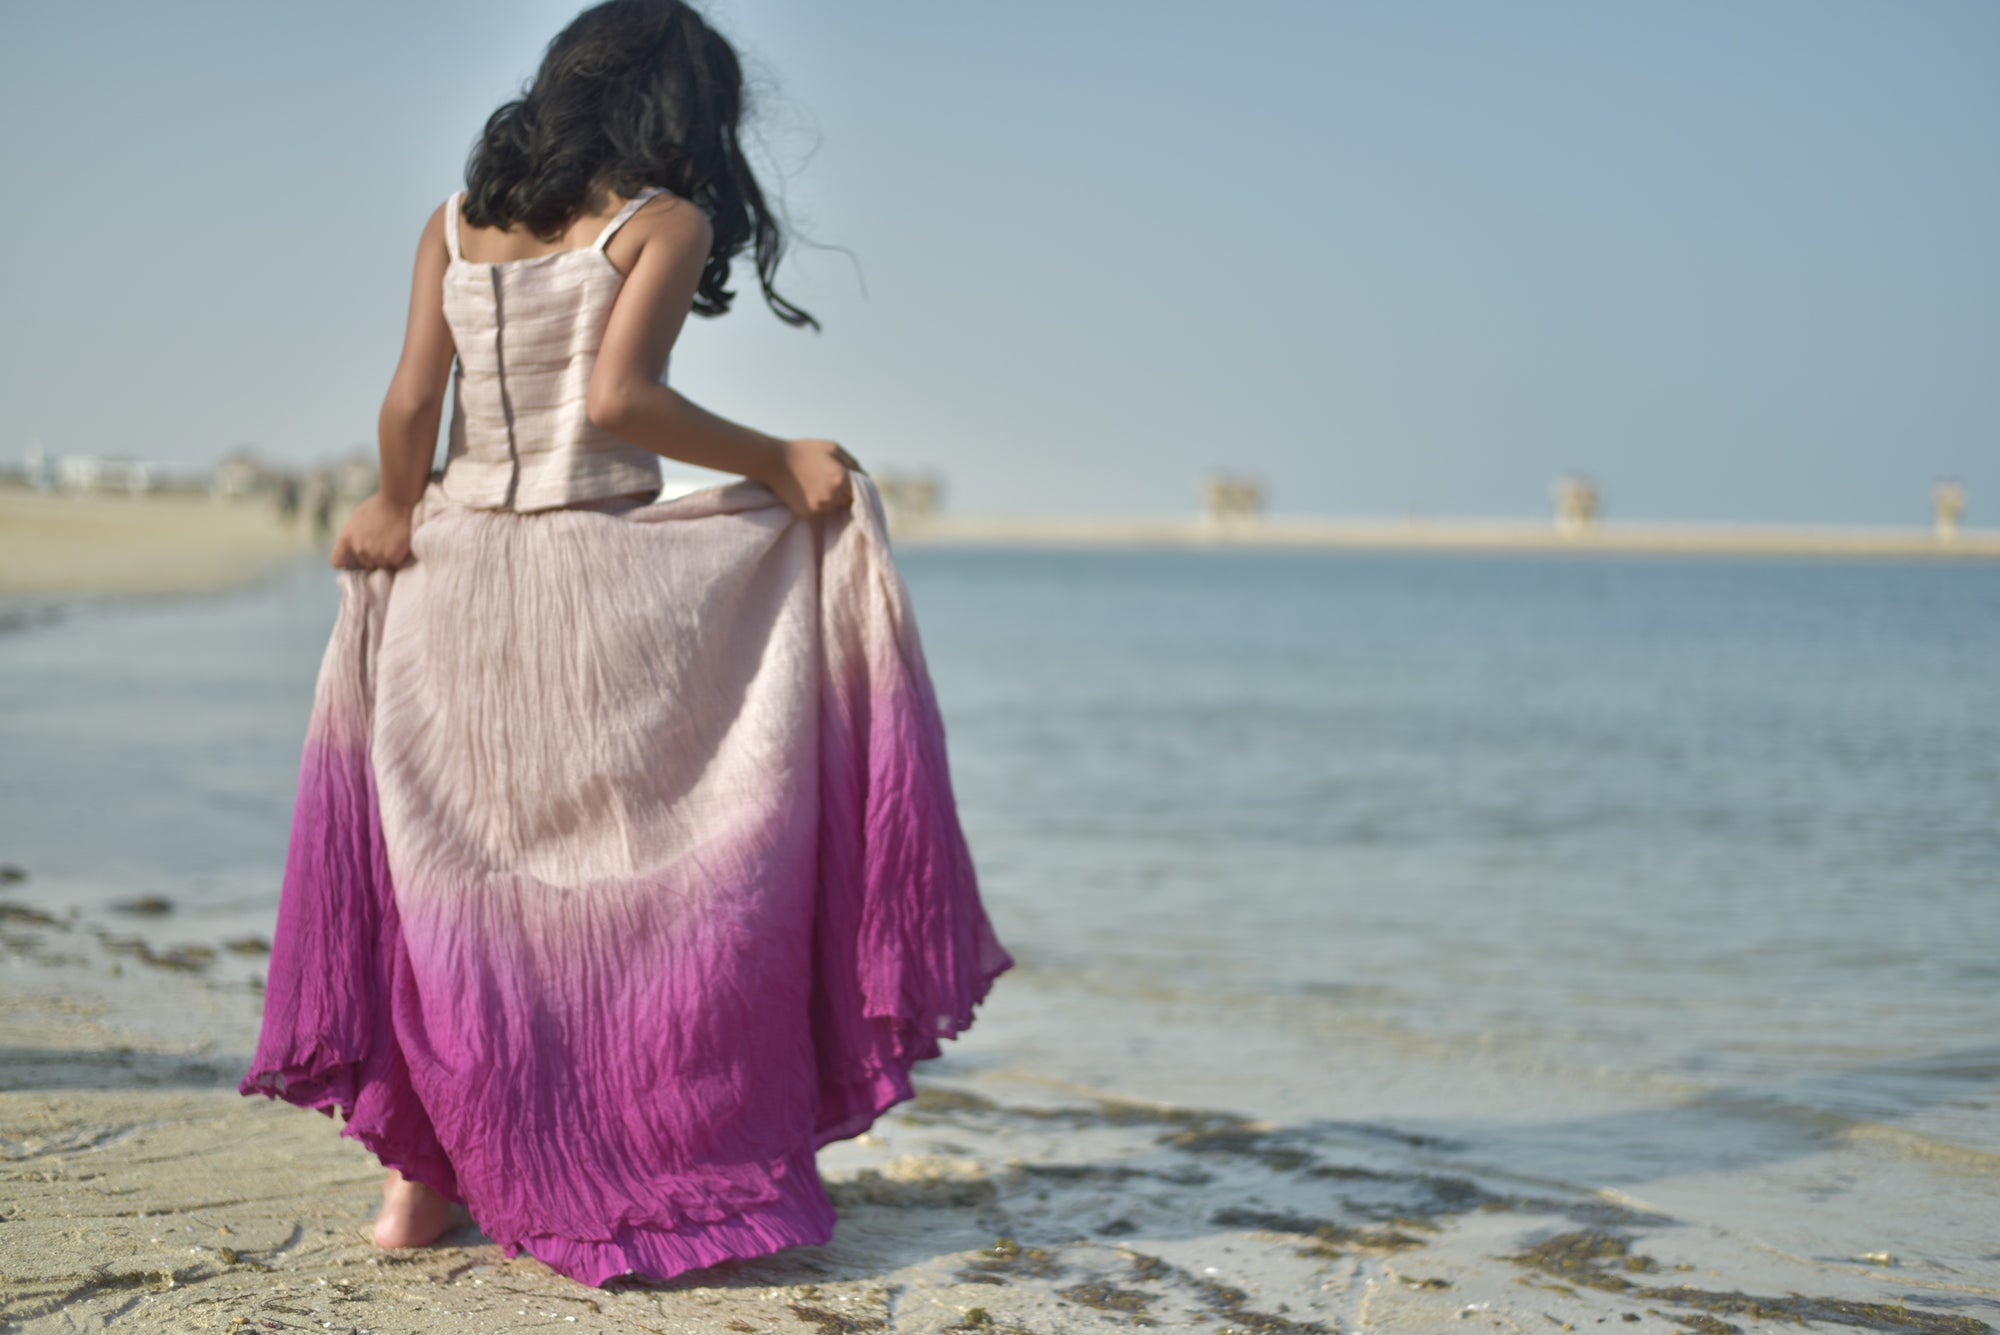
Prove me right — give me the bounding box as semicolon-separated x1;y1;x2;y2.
330;493;415;570
764;439;863;519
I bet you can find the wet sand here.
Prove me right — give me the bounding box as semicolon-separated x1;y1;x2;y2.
0;490;322;601
2;889;1989;1335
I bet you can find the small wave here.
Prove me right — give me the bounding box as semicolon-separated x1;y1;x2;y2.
1693;1090;2000;1172
1838;1118;2000;1171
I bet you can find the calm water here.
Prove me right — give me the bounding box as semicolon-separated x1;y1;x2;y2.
917;547;2000;1129
2;543;1996;1270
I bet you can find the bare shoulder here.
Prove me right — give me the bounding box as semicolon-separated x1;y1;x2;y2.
625;190;713;260
416;198;449;256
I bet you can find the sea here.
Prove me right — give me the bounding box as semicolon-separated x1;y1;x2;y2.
1;540;1995;1290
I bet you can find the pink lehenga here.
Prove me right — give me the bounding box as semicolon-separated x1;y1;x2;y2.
239;472;1013;1286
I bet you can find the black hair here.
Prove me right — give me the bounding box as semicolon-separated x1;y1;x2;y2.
462;0;816;330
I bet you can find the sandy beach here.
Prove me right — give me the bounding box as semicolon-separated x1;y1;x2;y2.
3;884;1990;1335
0;489;324;603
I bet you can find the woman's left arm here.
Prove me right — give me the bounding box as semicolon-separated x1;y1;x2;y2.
332;202;455;570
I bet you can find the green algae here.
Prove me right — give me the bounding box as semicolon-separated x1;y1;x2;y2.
1058;1279;1159;1317
1210;1207;1430;1256
1505;1231;1654;1292
1019;1162;1151;1183
1155;1117;1315;1173
1675;1316;1742;1335
944;1306;1035;1335
955;1236;1065;1286
902;1087;1004;1122
787;1302;887;1334
1120;1250;1330;1335
1505;1231;1993;1335
787;1306;883;1334
897;1083;1640;1238
109;895;175;916
890;1080;1956;1335
94;932;215;973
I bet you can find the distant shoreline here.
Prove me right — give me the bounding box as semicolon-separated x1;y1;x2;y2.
890;513;2000;560
0;489;324;601
5;490;1992;604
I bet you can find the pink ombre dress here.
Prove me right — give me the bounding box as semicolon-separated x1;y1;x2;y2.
239;188;1013;1286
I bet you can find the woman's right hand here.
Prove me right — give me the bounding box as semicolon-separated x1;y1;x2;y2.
764;438;863;518
330;492;415;571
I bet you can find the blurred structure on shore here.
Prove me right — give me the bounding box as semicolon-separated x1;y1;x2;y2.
210;446;294;501
0;442;392;599
1201;472;1265;538
1933;478;1965;542
211;446;378;518
869;463;1994;560
874;469;943;533
1554;473;1602;534
4;444;1991;562
7;443;380;533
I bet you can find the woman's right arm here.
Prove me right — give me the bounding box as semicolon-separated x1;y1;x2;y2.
332;201;456;570
586;195;855;518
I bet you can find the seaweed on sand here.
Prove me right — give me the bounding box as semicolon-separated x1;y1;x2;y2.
1505;1231;1992;1335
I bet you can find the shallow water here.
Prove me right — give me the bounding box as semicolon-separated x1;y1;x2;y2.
918;548;1999;1116
2;542;1996;1287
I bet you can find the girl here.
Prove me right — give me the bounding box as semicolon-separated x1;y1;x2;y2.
240;0;1012;1287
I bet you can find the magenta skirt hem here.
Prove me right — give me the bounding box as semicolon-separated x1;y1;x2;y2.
238;1059;463;1206
508;1191;840;1288
813;950;1015;1149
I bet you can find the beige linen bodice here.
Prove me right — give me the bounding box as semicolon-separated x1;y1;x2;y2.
437;187;668;512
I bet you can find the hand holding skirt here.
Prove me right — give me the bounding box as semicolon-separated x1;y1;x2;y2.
239;472;1013;1286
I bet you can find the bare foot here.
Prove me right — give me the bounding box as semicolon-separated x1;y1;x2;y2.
372;1168;456;1249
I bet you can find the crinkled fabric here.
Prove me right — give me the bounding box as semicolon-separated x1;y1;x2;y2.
240;472;1013;1287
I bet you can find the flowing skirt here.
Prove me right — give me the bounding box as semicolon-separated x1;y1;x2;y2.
238;472;1013;1286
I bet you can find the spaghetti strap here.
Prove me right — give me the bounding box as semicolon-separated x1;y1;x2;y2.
592;188;668;251
444;189;465;262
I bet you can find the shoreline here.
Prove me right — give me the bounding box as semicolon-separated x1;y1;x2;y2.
7;490;1995;610
0;490;330;603
890;513;2000;560
2;886;1992;1334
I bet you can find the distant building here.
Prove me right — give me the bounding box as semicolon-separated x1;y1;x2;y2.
22;440;49;492
54;455;102;493
211;446;292;500
302;470;340;540
56;455;154;495
26;448;215;497
1554;474;1601;532
1202;473;1263;529
876;469;943;533
1933;479;1966;542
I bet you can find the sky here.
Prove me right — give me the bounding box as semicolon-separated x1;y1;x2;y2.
2;1;1995;524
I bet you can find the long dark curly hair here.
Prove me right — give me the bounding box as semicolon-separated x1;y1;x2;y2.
462;0;816;330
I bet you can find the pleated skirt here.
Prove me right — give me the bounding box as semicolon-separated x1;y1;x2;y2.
239;474;1013;1286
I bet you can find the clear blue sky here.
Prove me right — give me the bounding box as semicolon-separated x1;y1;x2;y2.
3;1;1994;523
